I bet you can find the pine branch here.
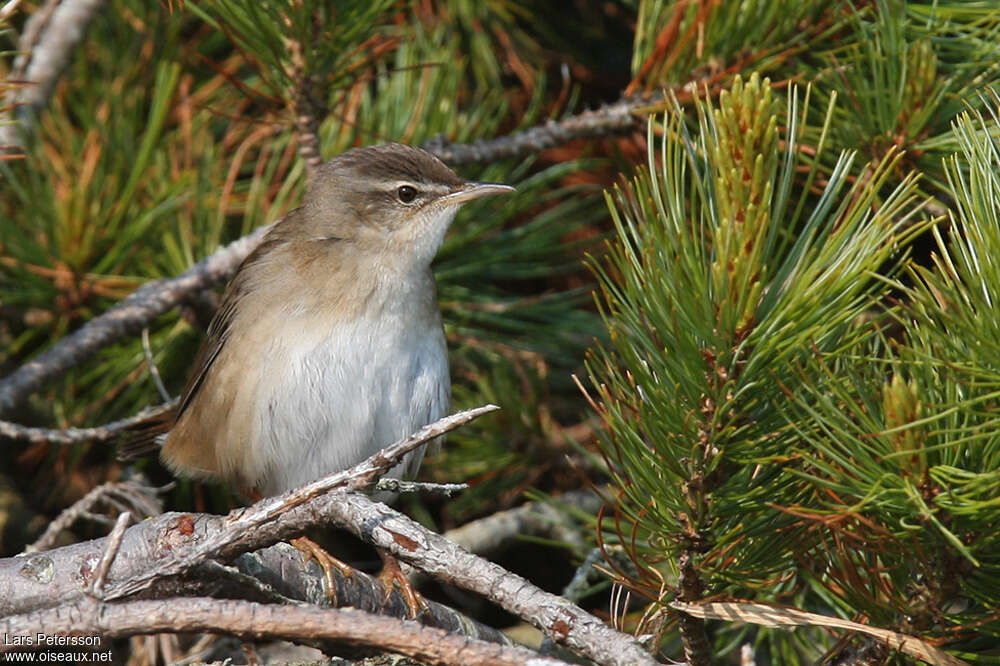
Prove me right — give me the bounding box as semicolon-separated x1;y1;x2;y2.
676;552;713;666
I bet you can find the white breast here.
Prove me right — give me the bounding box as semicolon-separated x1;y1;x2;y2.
237;294;449;496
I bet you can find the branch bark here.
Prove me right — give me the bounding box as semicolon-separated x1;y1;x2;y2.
0;597;570;666
323;493;659;666
0;401;177;446
676;551;713;666
234;543;513;647
423;93;652;165
0;0;107;154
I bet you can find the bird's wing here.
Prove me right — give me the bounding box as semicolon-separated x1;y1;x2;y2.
118;225;291;460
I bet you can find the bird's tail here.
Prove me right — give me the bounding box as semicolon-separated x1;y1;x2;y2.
118;403;176;461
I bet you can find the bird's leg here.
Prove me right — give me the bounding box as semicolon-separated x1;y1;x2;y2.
378;549;428;619
291;536;355;606
240;486;354;607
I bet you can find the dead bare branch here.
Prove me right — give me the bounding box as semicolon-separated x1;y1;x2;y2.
323;492;660;666
27;480;167;553
0;407;494;618
140;328;171;403
423;93;652;165
234;543;513;647
0;0;107;153
0;407;655;666
88;512;130;597
0;596;570;666
0;401;178;446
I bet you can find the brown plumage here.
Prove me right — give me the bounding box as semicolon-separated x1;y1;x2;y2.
120;144;514;497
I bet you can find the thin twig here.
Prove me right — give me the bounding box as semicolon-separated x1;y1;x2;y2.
0;0;27;22
374;478;467;497
76;511;114;527
0;399;178;446
0;597;570;666
89;512;131;597
422;93;654;164
141;328;171;403
26;479;167;553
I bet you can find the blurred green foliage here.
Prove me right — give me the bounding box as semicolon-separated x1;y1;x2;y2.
3;1;1000;663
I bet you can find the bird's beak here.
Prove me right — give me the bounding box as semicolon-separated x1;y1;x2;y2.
443;182;516;205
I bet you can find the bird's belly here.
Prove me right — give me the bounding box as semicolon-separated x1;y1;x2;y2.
239;318;449;495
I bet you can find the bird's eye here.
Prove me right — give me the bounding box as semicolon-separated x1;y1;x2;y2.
397;185;418;203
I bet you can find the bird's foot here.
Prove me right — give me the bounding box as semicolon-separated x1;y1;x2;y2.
291;536;354;606
378;551;427;619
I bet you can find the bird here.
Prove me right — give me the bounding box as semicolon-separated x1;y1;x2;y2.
123;142;514;610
